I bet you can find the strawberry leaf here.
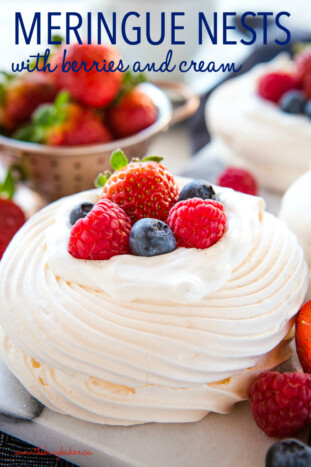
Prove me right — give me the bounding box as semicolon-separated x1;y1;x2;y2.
0;168;15;200
142;156;164;163
95;173;108;188
33;104;56;127
110;149;128;171
54;91;70;110
13;124;46;144
51;34;63;46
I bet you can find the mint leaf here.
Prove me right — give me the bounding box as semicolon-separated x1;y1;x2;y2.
95;173;108;188
0;168;15;200
110;149;128;171
142;156;164;163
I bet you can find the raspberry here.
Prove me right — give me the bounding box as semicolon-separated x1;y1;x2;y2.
257;72;300;103
167;198;226;249
295;300;311;373
217;167;258;196
68;199;131;260
0;199;25;259
102;162;179;224
249;371;311;438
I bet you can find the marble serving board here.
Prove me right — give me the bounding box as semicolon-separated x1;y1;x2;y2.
0;354;308;467
0;151;296;466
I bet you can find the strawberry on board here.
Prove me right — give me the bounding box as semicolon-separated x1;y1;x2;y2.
295;300;311;373
99;150;179;224
0;169;25;260
52;43;122;108
13;91;112;146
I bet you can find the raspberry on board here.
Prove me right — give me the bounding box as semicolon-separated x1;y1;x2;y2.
249;371;311;438
68;199;132;260
167;198;227;249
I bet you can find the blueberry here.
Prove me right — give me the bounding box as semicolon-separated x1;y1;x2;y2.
304;100;311;119
266;439;311;467
130;219;176;257
280;90;307;114
178;180;216;202
70;202;94;225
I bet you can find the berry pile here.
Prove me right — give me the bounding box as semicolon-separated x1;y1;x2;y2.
1;42;158;146
68;150;228;260
257;47;311;118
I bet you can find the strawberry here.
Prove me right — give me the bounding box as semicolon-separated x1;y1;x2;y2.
99;150;179;224
0;168;25;259
0;72;57;132
13;91;112;146
107;88;158;138
52;43;122;108
295;300;311;373
295;48;311;83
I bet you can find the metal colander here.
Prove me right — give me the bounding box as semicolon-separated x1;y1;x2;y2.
0;82;199;201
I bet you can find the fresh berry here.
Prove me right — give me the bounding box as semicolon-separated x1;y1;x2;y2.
0;199;25;259
0;72;57;132
295;300;311;373
167;198;226;249
68;199;131;260
302;74;311;99
130;218;176;257
295;48;311;83
266;439;311;467
249;371;311;438
304;100;311;119
70;202;95;225
13;92;112;146
52;43;122;108
101;151;179;224
217;167;258;195
257;72;299;103
280;90;307;114
107;89;158;138
178;180;216;202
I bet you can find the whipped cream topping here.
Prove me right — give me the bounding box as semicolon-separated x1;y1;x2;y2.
280;170;311;298
45;183;264;304
0;178;307;425
206;54;311;193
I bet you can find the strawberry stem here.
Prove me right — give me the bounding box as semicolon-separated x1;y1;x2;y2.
142;156;164;163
